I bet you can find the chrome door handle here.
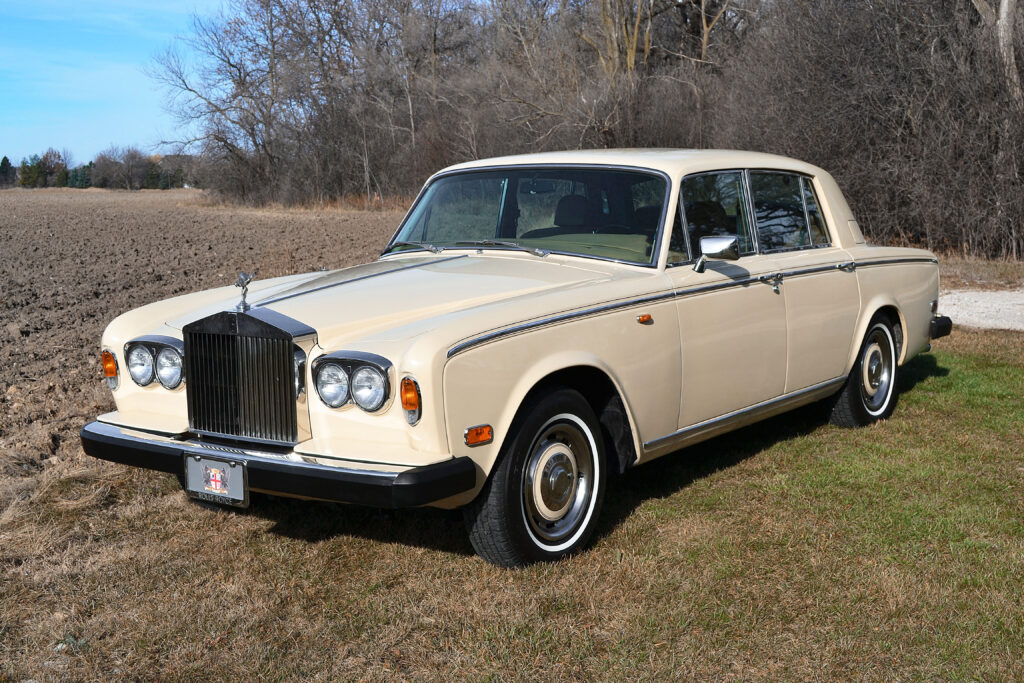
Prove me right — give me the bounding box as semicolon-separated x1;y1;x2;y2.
837;261;857;272
759;273;783;293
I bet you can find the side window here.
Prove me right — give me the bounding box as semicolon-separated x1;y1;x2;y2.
667;204;690;265
801;178;830;245
750;172;810;251
680;171;754;255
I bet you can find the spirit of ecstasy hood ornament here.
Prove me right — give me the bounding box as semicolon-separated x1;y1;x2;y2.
235;271;256;312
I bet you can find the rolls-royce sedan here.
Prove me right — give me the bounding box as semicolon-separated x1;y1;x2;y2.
81;149;953;566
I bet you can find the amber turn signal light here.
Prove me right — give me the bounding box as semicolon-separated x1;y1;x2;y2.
400;377;422;426
464;424;493;447
400;377;420;411
101;350;118;378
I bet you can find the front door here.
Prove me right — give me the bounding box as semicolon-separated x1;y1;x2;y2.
668;170;788;429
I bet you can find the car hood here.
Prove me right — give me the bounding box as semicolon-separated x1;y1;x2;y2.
165;254;623;344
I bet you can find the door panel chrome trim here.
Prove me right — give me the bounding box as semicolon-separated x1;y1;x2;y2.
854;257;938;267
446;291;677;358
448;265;793;358
445;255;934;358
642;376;846;451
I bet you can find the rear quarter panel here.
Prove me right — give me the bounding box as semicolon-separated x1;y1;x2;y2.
847;246;939;367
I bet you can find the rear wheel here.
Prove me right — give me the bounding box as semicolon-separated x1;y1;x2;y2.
830;315;899;426
464;388;606;567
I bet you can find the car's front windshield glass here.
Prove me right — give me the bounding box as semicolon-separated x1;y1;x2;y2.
387;167;668;265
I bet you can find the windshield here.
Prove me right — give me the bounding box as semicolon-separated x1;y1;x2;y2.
388;167;668;265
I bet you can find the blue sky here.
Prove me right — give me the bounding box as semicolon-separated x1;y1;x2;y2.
0;1;223;166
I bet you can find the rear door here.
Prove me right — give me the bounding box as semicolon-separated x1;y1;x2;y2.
747;171;860;392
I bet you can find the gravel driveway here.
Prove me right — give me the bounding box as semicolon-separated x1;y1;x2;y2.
939;289;1024;331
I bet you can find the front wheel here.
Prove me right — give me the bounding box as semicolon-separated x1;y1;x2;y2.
464;388;606;567
830;315;900;427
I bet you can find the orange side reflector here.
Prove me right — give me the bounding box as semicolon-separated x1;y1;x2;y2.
400;377;420;411
464;424;493;447
636;313;653;325
101;350;118;378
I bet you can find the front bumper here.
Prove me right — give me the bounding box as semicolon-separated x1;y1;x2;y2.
80;421;476;508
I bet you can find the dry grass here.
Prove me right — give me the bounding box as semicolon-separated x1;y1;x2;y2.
938;254;1024;291
3;332;1021;680
1;190;1022;680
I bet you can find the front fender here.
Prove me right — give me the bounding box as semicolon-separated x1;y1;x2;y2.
442;298;681;498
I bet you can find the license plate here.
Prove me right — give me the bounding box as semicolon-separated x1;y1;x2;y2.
184;454;249;507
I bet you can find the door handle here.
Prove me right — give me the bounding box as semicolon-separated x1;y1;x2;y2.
837;261;857;272
759;273;783;293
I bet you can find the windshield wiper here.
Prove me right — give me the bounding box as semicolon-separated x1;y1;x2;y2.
385;240;443;255
454;240;549;257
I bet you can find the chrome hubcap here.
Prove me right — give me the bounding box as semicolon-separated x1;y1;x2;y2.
532;446;578;521
860;328;893;412
522;417;594;544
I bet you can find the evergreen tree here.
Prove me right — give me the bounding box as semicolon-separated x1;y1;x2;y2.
19;155;44;188
56;167;69;187
0;156;12;186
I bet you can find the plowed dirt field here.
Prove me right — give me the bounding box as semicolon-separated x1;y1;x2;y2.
0;189;399;481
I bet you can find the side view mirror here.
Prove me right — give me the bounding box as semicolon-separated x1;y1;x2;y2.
693;235;740;273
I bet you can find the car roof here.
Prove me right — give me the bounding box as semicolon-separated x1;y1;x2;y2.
438;149;826;180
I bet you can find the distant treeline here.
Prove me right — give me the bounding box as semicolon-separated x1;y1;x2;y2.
0;147;198;191
148;0;1023;258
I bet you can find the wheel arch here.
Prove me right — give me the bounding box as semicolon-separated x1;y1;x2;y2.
448;350;642;486
847;299;906;371
510;365;640;477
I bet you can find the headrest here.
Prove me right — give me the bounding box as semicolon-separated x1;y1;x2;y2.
554;194;587;227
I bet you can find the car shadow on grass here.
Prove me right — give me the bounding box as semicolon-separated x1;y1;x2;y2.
595;352;949;542
239;354;948;559
245;497;475;556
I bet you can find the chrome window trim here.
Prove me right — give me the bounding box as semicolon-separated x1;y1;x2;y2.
383;163;673;269
743;169;761;254
667;197;696;268
678;168;758;257
742;169;836;253
748;169;817;253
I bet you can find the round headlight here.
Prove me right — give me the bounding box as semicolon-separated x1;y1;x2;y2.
351;366;387;411
156;347;183;389
127;345;154;386
315;363;349;408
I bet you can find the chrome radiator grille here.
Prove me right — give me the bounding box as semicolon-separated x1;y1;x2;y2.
183;311;299;445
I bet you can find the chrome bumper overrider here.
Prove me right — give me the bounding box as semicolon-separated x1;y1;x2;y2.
80;421;476;508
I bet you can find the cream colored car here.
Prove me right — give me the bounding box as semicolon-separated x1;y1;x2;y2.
81;150;952;566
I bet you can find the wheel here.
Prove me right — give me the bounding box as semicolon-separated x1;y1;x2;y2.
464;388;607;567
829;315;900;426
